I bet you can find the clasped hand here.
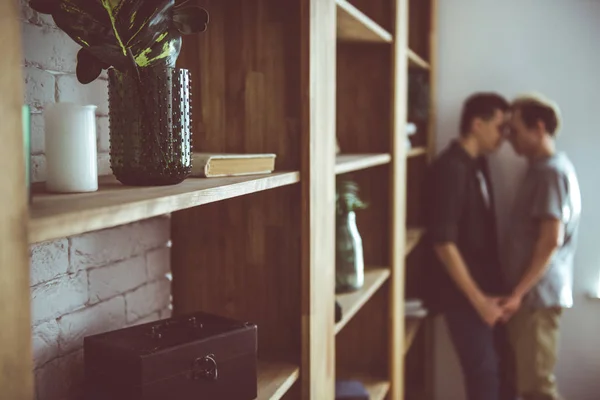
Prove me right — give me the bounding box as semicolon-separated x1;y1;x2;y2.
475;293;522;327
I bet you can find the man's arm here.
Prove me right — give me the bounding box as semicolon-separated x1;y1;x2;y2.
502;170;566;319
502;219;562;318
513;219;562;298
434;242;502;326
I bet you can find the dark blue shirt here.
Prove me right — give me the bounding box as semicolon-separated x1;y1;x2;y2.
424;141;506;312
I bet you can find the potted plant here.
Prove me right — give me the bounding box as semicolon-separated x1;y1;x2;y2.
335;178;367;293
30;0;210;186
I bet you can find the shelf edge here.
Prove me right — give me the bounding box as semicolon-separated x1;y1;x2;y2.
407;48;430;69
335;268;391;335
29;172;300;244
336;0;393;43
335;153;391;175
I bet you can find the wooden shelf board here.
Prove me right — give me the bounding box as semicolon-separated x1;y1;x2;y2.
335;267;390;335
335;153;391;175
337;373;390;400
407;147;427;158
257;360;300;400
29;172;300;244
365;378;391;400
336;0;393;43
407;48;430;69
406;227;425;257
404;318;422;355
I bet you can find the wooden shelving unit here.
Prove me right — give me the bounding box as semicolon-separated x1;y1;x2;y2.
29;173;299;244
336;0;393;43
406;227;425;256
408;48;431;70
335;153;391;175
0;0;436;398
365;379;392;400
404;318;422;355
257;361;300;400
405;0;437;398
408;146;428;158
336;372;390;400
335;268;390;334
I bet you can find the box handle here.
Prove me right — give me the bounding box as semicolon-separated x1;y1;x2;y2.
191;354;218;381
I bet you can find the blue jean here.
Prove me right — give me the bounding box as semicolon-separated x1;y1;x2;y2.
445;307;516;400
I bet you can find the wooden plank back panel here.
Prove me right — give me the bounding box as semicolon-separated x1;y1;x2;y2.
172;0;302;362
408;0;431;60
172;187;301;359
0;1;34;398
177;0;301;169
336;44;392;267
406;155;427;227
337;45;391;154
335;284;389;378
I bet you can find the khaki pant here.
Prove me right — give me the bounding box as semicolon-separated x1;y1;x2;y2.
506;306;563;400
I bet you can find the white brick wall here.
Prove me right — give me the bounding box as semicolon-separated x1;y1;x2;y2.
21;3;173;400
21;6;110;182
30;218;172;400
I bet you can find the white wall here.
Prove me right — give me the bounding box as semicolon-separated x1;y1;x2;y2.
434;1;600;399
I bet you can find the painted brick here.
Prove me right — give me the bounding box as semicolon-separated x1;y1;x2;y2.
97;116;110;152
146;247;170;281
70;216;170;271
30;113;45;154
20;0;55;27
32;320;60;369
56;74;109;115
24;67;54;112
35;350;84;400
30;239;69;287
30;154;110;184
31;272;88;325
128;312;161;327
88;256;147;303
22;23;78;73
31;154;46;183
58;296;126;354
97;152;111;176
125;279;171;323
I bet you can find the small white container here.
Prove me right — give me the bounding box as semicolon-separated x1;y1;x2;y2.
44;103;98;193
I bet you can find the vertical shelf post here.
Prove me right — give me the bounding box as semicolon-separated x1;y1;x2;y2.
390;0;410;398
301;0;337;398
0;1;34;398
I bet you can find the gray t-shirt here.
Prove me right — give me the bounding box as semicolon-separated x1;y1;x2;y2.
502;152;581;309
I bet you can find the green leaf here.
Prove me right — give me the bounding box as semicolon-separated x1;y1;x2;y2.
30;0;209;83
76;48;110;84
336;179;368;214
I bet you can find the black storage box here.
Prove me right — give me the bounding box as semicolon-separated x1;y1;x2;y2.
84;311;258;400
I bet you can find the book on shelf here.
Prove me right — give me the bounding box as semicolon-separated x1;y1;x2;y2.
405;298;428;318
191;152;276;178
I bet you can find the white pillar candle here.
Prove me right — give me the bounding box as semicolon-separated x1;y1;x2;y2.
44;103;98;193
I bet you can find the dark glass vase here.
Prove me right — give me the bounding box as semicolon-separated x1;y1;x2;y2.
335;211;365;293
108;67;192;186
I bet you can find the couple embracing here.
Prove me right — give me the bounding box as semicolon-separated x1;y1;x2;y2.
426;92;581;400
